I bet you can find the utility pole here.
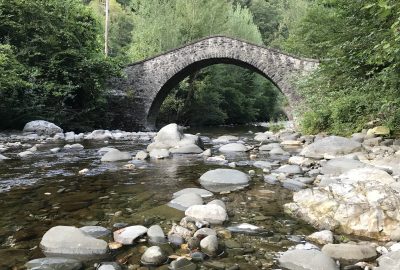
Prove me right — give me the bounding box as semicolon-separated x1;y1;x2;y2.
104;0;109;57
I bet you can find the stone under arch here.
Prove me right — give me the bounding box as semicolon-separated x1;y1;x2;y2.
108;36;319;131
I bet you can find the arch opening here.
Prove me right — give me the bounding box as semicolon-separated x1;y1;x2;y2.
147;58;287;129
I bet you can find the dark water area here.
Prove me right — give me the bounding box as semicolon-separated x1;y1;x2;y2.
0;125;314;269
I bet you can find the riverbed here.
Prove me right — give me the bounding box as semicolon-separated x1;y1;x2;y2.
0;125;316;269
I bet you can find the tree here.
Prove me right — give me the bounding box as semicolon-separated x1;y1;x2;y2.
0;0;119;130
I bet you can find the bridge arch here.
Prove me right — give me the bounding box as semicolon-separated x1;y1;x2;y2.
109;36;318;131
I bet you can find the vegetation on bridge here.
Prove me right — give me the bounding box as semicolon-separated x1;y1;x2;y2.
0;0;399;134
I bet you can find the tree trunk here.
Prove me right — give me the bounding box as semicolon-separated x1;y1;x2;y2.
104;0;109;56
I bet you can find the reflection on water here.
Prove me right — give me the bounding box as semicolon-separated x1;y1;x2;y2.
0;125;314;269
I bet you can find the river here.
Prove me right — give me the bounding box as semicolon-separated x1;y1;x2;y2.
0;125;315;269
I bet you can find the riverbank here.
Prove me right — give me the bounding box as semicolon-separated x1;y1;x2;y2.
0;121;399;269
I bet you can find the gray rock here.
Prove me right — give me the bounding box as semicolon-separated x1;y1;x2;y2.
26;257;82;270
321;243;377;264
141;246;168;266
147;225;166;244
65;132;76;142
274;164;302;175
173;188;213;198
64;143;84;151
170;258;197;270
98;147;115;155
321;158;367;176
213;135;239;143
168;193;203;211
200;235;219;256
79;226;111;239
149;148;170;159
219;143;247;152
18;150;33;158
135;150;149;160
0;154;10;160
253;161;273;169
40;226;108;260
259;143;281;151
199;168;249;192
185;204;228;224
101;149;131;162
23;120;63;135
194;228;217;238
207;199;226;210
170;144;203;154
279;249;339;270
282;179;307;191
113;225;147;245
254;132;276;142
97;262;122;270
85;130;113;140
375;250;400;270
168;234;184;246
300;136;362;159
306;230;334;245
264;175;278;184
270;146;289;155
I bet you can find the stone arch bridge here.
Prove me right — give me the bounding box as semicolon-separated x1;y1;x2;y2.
108;35;319;131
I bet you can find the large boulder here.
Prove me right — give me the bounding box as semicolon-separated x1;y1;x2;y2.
278;249;339;270
147;124;203;153
199;169;250;192
101;149;131;162
285;170;400;240
300;136;362;159
40;226;108;260
23;120;63;135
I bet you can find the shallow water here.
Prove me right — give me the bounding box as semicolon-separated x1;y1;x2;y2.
0;126;314;269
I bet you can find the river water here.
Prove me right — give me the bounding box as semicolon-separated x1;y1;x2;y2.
0;126;314;269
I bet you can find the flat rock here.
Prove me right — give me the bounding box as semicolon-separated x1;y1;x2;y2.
219;143;247;152
172;188;213;198
300;136;362;159
282;179;307;191
212;135;238;143
321;158;367;176
199;168;249;192
340;167;395;185
113;225;148;245
279;249;339;270
25;257;82;270
40;226;108;260
185;204;228;224
259;143;281;151
168;193;203;211
101;149;131;162
321;243;377;264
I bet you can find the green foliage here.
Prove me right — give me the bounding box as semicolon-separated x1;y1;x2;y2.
158;64;282;126
128;0;263;61
276;0;400;135
89;0;134;58
0;0;119;130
